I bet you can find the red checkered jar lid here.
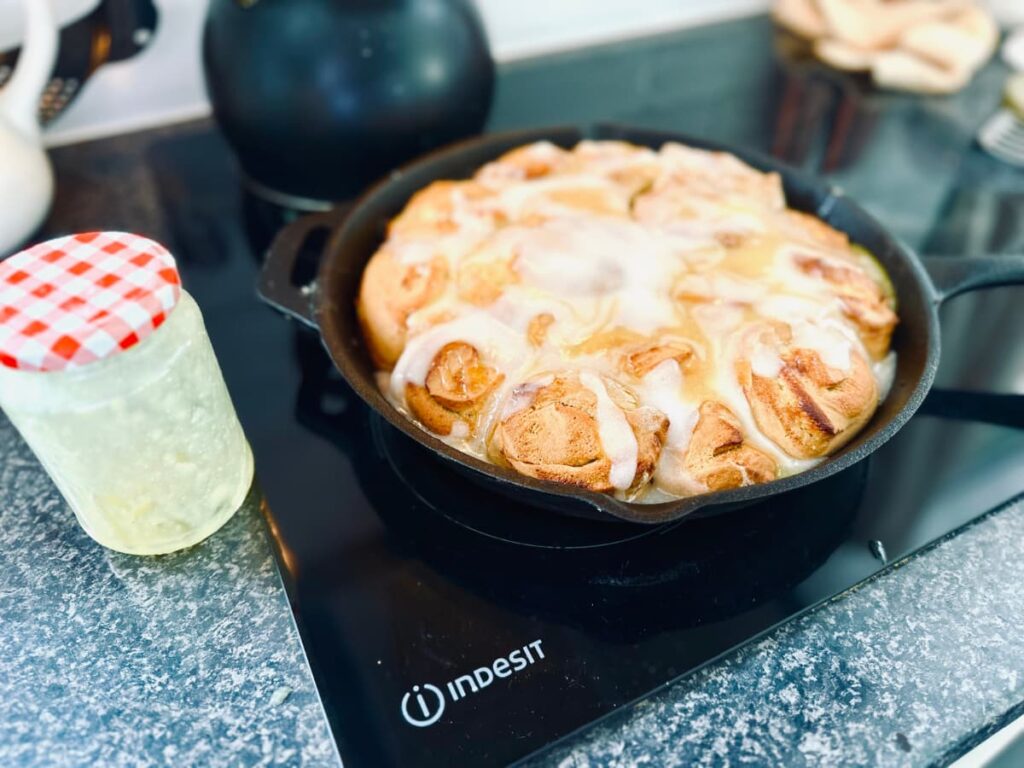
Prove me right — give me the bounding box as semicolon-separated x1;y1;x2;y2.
0;232;182;372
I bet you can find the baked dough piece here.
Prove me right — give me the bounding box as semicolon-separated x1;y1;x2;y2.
781;210;850;252
620;337;699;379
814;37;880;71
633;144;785;248
683;401;778;491
773;0;829;38
475;141;571;184
790;252;897;358
357;251;450;368
388;180;500;238
898;7;998;76
564;140;663;198
871;49;971;94
405;342;504;437
490;374;668;494
635;145;785;224
773;0;996;95
736;324;879;459
816;0;966;51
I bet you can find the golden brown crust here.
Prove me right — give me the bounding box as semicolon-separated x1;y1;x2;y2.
782;210;850;252
568;140;662;197
773;0;828;38
626;406;671;493
684;401;778;491
621;337;698;379
663;146;785;210
736;326;879;459
405;342;503;436
792;252;897;358
490;375;668;494
388;180;500;238
357;251;450;368
478;142;570;182
527;313;555;347
457;258;519;306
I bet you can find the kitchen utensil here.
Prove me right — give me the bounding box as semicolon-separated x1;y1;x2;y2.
978;108;1024;166
0;0;57;256
0;0;157;126
978;73;1024;166
259;124;1024;526
202;0;494;210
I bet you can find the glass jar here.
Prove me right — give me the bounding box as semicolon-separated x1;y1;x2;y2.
0;234;253;555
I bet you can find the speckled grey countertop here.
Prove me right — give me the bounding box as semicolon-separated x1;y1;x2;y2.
0;415;339;767
3;401;1024;766
524;495;1024;768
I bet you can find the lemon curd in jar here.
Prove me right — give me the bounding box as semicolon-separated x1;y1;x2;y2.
0;233;253;555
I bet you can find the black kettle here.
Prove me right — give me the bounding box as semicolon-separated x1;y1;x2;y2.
202;0;495;208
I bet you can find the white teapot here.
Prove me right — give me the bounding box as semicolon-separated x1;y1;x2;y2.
0;0;57;256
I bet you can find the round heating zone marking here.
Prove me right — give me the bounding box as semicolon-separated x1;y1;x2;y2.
401;683;445;727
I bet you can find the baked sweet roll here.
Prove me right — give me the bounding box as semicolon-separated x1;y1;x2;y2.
405;342;504;438
734;321;879;459
357;139;899;504
489;373;668;496
357;249;450;367
788;250;897;359
620;336;699;379
473;141;633;221
683;401;778;491
632;143;786;249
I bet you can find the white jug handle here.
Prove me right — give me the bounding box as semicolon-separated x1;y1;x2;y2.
0;0;58;139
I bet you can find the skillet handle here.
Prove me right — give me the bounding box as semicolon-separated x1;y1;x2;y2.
921;254;1024;304
258;207;348;329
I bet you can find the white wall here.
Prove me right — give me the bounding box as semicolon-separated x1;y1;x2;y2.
0;0;769;146
480;0;767;59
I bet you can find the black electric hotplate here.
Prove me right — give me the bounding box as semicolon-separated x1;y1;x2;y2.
45;14;1024;768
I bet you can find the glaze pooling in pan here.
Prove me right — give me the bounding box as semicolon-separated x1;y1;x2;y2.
357;139;899;502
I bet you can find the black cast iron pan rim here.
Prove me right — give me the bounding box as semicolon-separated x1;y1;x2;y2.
260;122;1022;526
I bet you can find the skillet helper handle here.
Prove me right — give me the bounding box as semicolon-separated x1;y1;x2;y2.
259;208;347;329
921;254;1024;304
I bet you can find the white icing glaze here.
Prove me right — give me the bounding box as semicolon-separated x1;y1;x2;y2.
389;312;529;400
708;319;821;474
500;375;554;419
579;371;639;491
750;346;784;378
638;360;702;495
791;320;853;371
501;216;687;333
874;352;897;400
370;140;899;501
498;175;627;221
676;272;766;304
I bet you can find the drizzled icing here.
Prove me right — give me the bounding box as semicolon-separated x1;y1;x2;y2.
638;360;702;495
389;312;528;400
579;371;640;490
374;140;899;500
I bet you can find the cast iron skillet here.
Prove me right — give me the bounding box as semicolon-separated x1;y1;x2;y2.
258;123;1024;525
